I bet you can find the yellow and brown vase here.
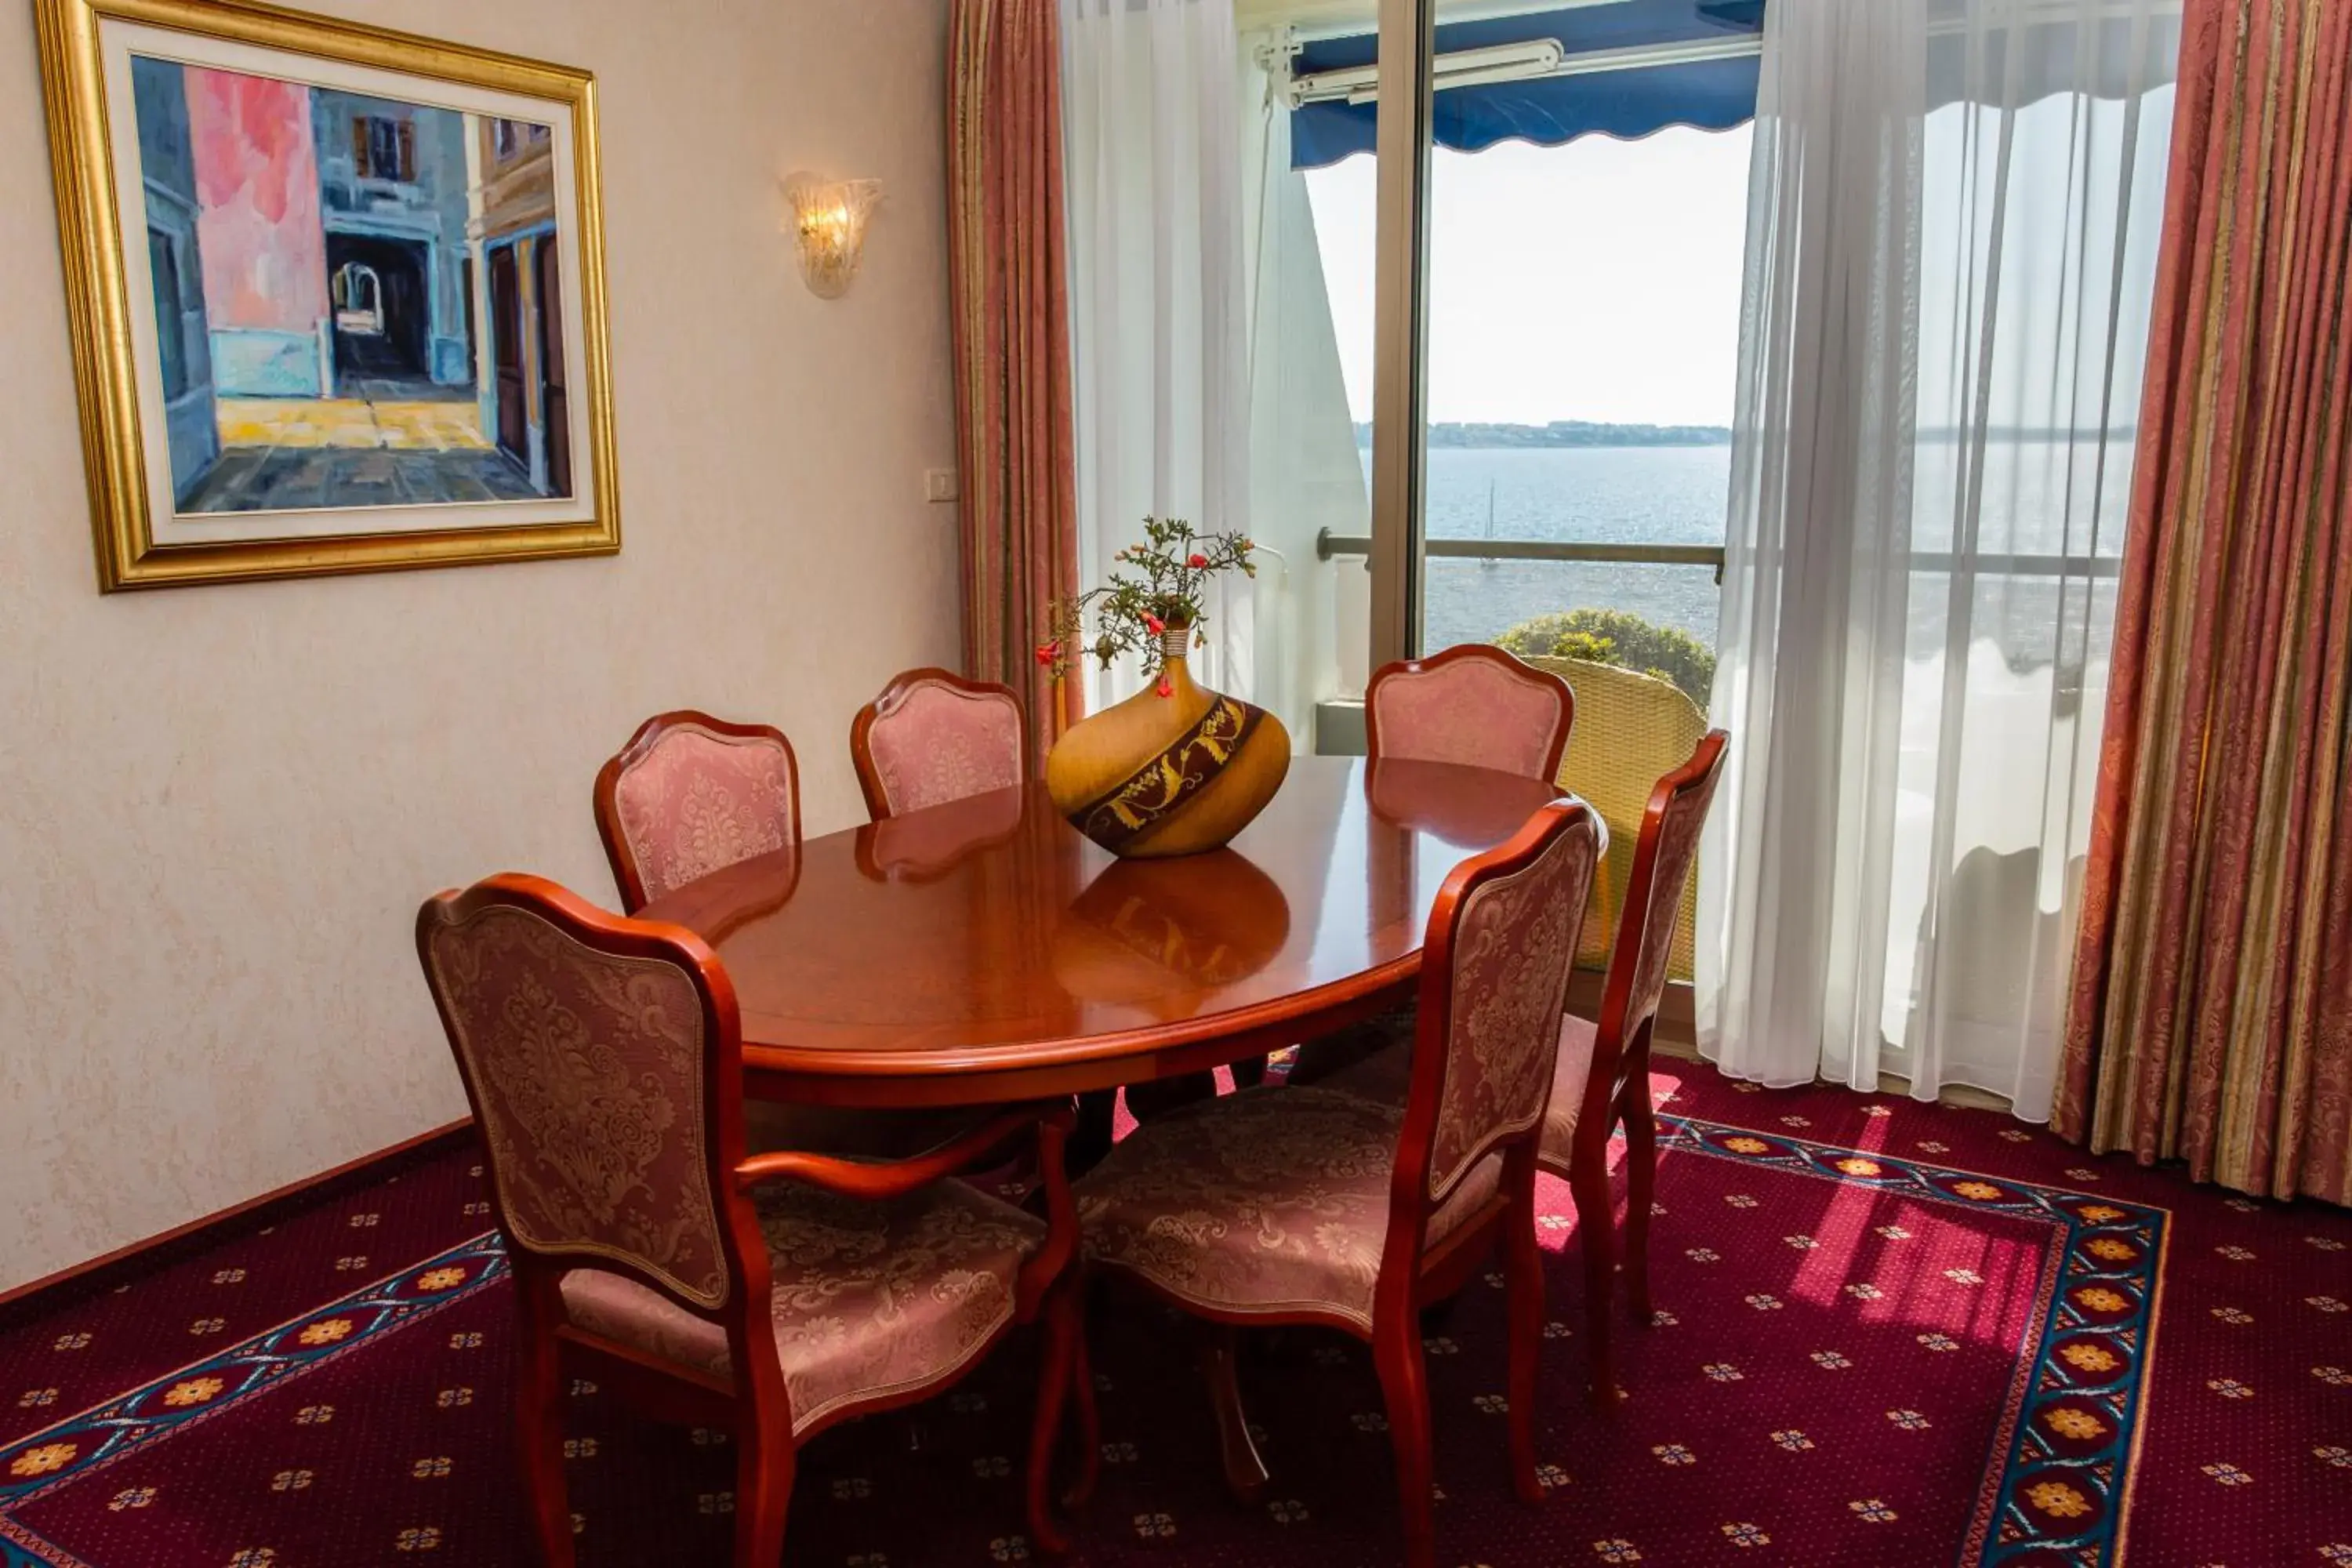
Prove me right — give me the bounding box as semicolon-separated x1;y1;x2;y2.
1047;625;1291;858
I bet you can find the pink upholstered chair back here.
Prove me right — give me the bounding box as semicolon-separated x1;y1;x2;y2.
595;712;800;912
1604;729;1730;1065
416;874;748;1314
1366;645;1574;782
1406;800;1601;1203
851;669;1027;820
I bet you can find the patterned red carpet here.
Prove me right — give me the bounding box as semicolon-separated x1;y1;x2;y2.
3;1067;2347;1567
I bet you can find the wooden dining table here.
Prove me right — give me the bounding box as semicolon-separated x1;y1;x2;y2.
638;754;1568;1110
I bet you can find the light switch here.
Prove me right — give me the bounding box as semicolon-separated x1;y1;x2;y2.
924;469;959;503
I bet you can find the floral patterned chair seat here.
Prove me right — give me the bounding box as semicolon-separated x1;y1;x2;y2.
560;1179;1045;1436
1075;1085;1500;1333
1304;1014;1603;1171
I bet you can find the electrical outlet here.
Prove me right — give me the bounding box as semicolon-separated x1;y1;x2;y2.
924;469;959;503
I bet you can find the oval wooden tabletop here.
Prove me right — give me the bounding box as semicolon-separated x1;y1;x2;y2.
640;755;1566;1106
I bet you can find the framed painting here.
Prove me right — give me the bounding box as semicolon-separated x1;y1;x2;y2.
34;0;619;590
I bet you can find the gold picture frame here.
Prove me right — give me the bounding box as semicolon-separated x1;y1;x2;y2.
35;0;620;590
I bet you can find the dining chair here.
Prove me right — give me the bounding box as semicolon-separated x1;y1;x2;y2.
1365;643;1576;782
416;873;1087;1567
1069;800;1602;1568
596;710;975;1160
1311;731;1730;1408
852;670;1070;1170
853;668;1212;1148
851;667;1027;821
1285;644;1581;1090
594;710;800;913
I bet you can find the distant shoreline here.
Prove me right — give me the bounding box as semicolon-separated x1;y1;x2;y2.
1356;421;1732;449
1354;422;2136;448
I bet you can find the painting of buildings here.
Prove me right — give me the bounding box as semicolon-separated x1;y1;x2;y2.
129;59;573;513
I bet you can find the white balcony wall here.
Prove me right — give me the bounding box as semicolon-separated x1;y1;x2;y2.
1240;31;1371;728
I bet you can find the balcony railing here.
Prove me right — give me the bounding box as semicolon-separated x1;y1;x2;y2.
1316;528;1727;582
1309;525;2126;986
1315;528;2129;586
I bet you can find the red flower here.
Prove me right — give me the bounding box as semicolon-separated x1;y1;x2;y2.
1156;677;1174;699
1143;614;1165;635
1034;641;1058;667
1187;553;1209;568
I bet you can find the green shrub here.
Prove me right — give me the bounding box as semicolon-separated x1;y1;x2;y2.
1494;608;1716;707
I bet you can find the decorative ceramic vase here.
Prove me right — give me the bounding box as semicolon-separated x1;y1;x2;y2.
1046;626;1291;858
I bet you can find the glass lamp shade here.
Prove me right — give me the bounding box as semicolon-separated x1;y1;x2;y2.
785;175;882;299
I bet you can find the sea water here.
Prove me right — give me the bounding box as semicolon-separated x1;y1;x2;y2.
1396;442;2127;670
1407;445;1729;654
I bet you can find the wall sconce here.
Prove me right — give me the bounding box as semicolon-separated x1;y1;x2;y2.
786;173;882;299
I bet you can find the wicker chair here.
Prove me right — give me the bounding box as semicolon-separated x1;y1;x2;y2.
1525;656;1708;979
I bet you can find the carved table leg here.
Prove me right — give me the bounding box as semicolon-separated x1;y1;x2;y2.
1201;1325;1270;1505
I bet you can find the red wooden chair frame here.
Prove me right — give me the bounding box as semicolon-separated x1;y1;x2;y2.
1364;643;1576;782
849;667;1029;822
1073;800;1602;1568
1543;729;1730;1405
418;875;1086;1567
1289;644;1576;1102
593;710;803;913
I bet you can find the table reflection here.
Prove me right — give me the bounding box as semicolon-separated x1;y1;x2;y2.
1054;850;1291;1021
1367;757;1566;845
855;784;1027;883
638;757;1568;1096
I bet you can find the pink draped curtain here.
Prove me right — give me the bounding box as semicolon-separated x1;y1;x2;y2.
948;0;1083;762
2057;0;2352;1205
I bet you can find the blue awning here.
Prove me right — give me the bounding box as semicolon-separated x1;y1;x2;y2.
1289;0;1765;171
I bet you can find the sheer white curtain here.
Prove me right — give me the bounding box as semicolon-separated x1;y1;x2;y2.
1061;0;1255;709
1699;0;2179;1120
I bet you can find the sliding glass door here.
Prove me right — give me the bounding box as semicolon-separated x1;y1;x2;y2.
1410;1;1756;681
1352;0;1766;687
1070;0;2184;1106
1072;0;1762;757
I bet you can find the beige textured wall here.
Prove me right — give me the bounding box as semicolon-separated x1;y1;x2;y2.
0;0;959;1290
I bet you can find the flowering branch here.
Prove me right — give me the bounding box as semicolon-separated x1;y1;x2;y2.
1037;517;1256;692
